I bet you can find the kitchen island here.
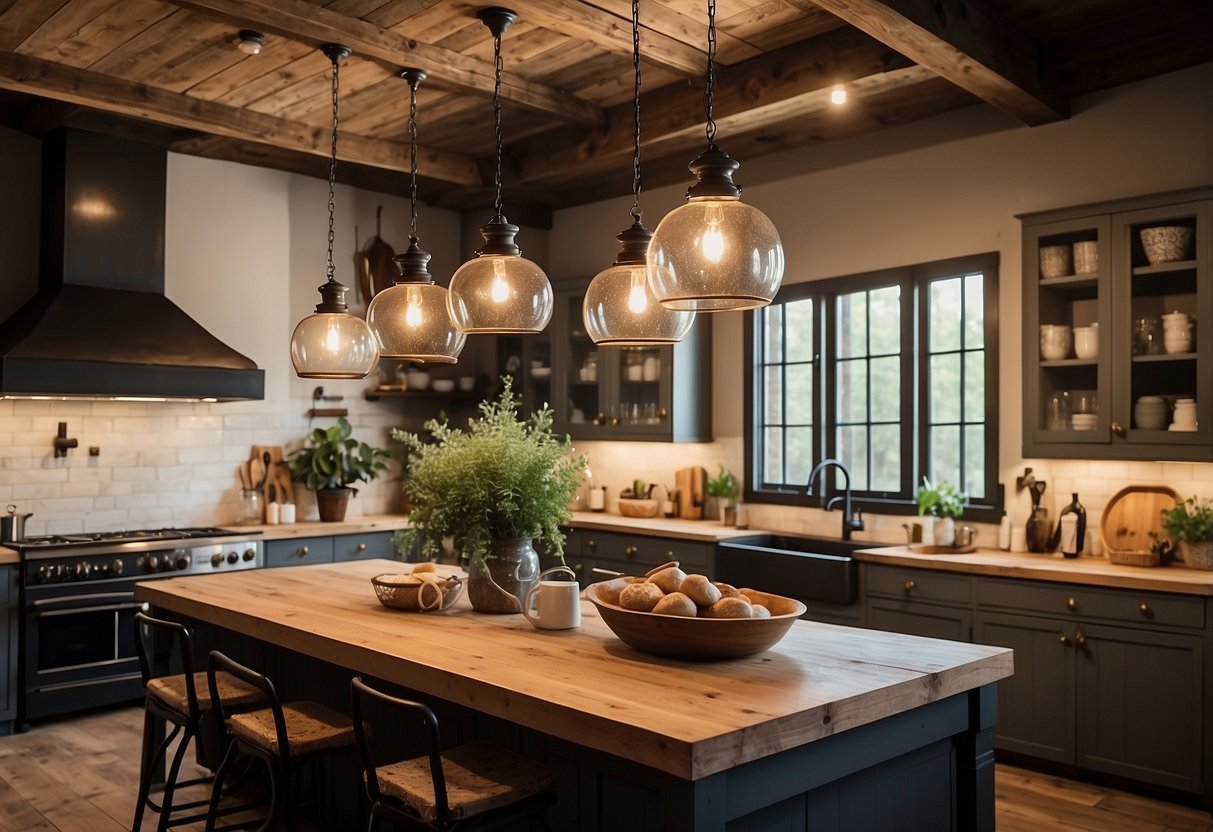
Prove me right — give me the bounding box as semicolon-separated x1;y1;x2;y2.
137;559;1012;831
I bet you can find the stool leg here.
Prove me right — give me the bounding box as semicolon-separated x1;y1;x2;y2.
132;705;158;832
154;725;195;832
203;740;238;832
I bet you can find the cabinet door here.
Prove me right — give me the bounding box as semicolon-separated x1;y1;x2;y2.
265;537;334;567
866;598;971;642
974;611;1074;763
333;532;394;561
1074;622;1203;791
0;566;16;726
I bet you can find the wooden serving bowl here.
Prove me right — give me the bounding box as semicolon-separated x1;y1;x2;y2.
585;578;806;660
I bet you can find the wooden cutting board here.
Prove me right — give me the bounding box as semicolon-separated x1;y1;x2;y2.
250;445;294;518
1100;484;1179;557
675;466;706;520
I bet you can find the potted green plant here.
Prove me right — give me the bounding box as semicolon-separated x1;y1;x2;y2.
1161;496;1213;570
284;418;391;522
915;477;965;546
393;378;585;614
705;466;740;524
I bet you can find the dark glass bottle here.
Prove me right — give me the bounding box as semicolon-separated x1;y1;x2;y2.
1051;492;1087;558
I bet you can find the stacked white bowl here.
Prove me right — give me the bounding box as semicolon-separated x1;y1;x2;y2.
1133;396;1168;430
1172;398;1198;431
1040;324;1072;360
1162;311;1193;354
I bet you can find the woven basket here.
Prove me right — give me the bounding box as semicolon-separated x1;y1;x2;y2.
1178;540;1213;571
372;574;463;612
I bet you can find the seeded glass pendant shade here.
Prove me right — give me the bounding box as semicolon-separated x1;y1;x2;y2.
291;44;378;379
647;1;783;313
447;7;553;335
366;69;464;363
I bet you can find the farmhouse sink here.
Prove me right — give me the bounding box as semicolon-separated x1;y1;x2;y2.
716;534;864;606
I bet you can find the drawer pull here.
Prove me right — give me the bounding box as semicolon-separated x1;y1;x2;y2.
1065;597;1078;612
357;543;367;551
625;545;639;559
902;580;916;594
665;550;675;559
1139;602;1153;618
1059;633;1072;647
1074;629;1087;648
299;546;309;556
586;539;598;552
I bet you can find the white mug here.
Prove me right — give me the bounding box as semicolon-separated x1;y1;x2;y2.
524;566;581;630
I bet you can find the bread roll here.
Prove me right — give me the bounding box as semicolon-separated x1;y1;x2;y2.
707;597;753;619
597;577;642;606
644;560;680;578
378;574;422;586
738;588;766;605
652;592;698;617
714;582;741;598
620;582;665;612
411;562;437;574
679;574;721;607
751;604;771;619
648;565;687;595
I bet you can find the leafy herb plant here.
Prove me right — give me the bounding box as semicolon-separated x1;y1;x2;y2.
392;378;586;564
285;417;391;492
1161;496;1213;543
705;466;740;502
915;477;966;519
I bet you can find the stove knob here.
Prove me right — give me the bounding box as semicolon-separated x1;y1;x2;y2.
55;564;69;582
211;552;223;568
242;548;256;562
73;562;92;580
226;551;239;564
36;564;52;583
175;556;190;571
111;559;124;577
146;554;160;571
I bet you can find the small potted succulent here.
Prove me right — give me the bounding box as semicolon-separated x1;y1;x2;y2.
915;477;965;546
285;418;391;522
1161;496;1213;570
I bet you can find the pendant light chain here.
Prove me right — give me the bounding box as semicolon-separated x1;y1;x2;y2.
326;53;340;281
492;29;504;219
408;75;419;244
629;0;643;223
704;0;717;149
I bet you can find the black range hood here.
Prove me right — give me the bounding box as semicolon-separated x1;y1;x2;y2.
0;129;264;401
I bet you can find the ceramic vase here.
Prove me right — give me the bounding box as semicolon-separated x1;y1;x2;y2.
315;487;352;522
934;517;955;547
468;538;540;614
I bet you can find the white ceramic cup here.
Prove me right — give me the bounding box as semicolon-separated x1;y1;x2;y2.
1073;325;1098;359
524;566;581;630
278;503;296;524
1040;325;1072;361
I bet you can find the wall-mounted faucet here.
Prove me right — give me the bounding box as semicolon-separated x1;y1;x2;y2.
53;422;78;458
806;458;865;541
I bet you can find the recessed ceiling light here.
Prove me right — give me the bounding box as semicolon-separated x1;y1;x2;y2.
830;86;847;105
236;30;264;56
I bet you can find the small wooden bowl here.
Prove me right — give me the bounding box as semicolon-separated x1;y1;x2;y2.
617;498;660;518
585;578;806;660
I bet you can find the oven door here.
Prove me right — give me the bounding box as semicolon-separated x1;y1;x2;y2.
23;580;149;721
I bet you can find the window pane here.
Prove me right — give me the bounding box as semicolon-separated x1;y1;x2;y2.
764;366;783;424
837;426;869;491
763;426;783;485
786;364;813;425
869;356;900;423
870;424;900;492
964;273;984;349
836;292;867;359
837;359;868;423
763;304;784;363
929;425;960;489
964;425;985;500
963;351;985;423
929;278;962;352
785;427;813;487
868;285;901;356
929;354;961;423
785;298;814;363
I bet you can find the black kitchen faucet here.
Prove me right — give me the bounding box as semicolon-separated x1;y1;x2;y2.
806;459;865;541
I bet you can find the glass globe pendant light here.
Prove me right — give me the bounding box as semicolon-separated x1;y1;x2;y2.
290;44;379;379
366;69;465;363
584;0;693;346
647;0;784;312
447;7;553;335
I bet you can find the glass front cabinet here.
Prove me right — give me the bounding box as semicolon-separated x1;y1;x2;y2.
548;284;712;442
1021;187;1213;460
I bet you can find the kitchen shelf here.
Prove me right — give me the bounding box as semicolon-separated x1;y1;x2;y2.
1040;358;1097;368
1039;275;1100;290
363;389;478;404
1132;352;1196;363
1132;258;1198;276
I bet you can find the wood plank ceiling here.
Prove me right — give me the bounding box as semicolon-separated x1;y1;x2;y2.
0;0;1209;226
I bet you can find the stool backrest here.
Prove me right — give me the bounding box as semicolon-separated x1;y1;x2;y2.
134;611;200;717
351;676;450;824
207;651;290;758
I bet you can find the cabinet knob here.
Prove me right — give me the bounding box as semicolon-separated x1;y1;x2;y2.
625;545;639;559
665;550;675;559
902;580;916;594
1139;602;1153;618
1111;421;1126;438
657;408;668;420
1066;596;1078;612
586;539;597;552
1075;629;1087;648
1059;633;1072;647
299;546;309;556
357;543;367;551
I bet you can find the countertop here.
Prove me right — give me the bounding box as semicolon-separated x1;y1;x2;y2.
0;547;16;566
563;510;761;541
225;513;410;540
854;546;1213;596
135;558;1012;781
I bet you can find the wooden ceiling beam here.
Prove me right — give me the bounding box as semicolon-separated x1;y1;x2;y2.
504;26;910;186
0;49;482;186
163;0;605;126
796;0;1067;125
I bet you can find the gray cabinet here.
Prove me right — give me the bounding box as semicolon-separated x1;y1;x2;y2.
1020;187;1213;460
556;528;714;586
265;536;334;568
864;565;972;642
333;531;393;562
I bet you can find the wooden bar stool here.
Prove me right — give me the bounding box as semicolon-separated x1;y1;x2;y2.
351;676;555;831
132;612;264;832
204;651;359;832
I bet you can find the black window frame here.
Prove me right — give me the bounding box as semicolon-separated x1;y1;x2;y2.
742;252;1001;523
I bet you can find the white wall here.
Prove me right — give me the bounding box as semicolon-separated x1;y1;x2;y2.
553;63;1213;547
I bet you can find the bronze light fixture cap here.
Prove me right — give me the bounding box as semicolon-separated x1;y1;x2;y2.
686;145;743;200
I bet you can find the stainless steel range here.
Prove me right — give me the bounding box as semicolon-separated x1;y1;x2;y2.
14;527;263;724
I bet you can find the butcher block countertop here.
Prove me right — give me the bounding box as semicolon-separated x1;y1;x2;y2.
0;547;17;565
855;546;1213;596
225;513;410;540
563;510;760;541
136;558;1012;781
